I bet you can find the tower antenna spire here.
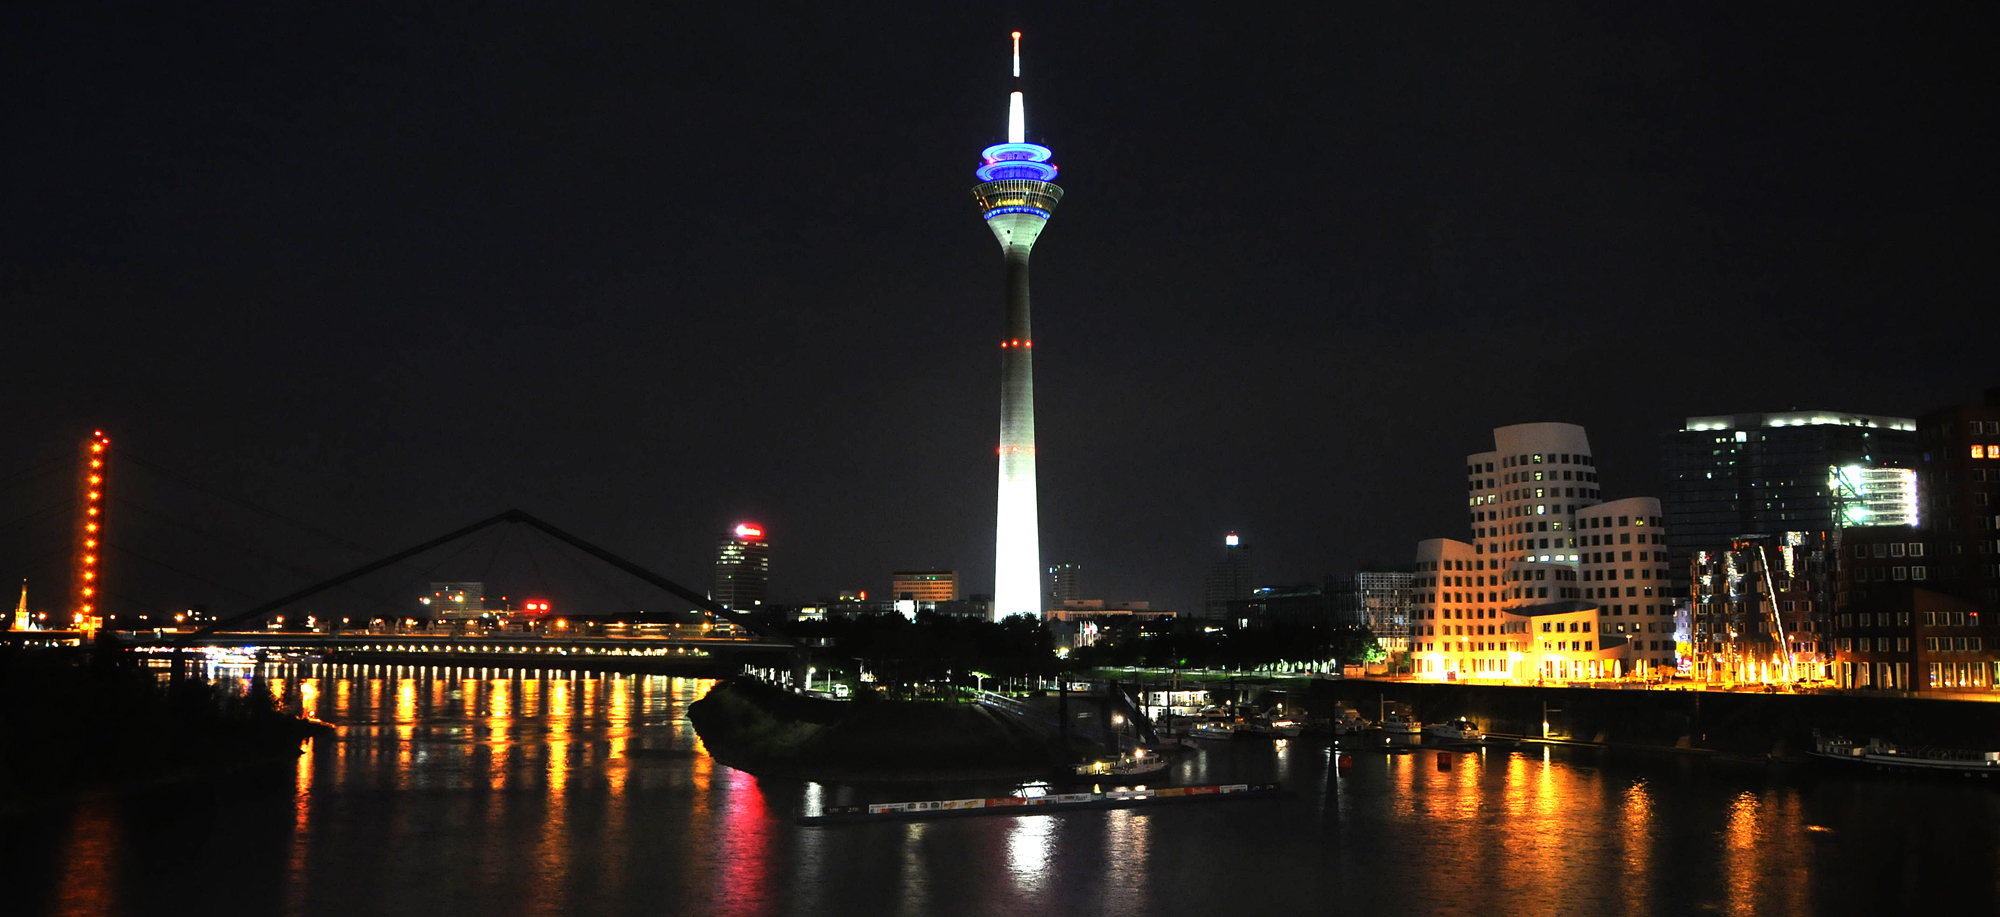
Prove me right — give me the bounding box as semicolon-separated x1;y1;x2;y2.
1007;31;1025;143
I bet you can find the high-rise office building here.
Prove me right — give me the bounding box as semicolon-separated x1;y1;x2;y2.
1661;411;1917;596
1203;532;1254;620
712;522;769;612
1409;423;1676;680
1329;571;1413;654
1830;389;2000;695
974;33;1064;621
1046;563;1081;610
1688;531;1834;685
890;570;960;603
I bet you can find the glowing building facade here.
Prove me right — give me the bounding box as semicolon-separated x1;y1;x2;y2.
713;522;769;612
974;33;1063;621
1661;410;1917;596
890;570;960;603
1408;423;1678;681
1203;533;1254;620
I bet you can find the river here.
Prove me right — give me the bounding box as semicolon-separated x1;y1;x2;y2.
4;665;1996;916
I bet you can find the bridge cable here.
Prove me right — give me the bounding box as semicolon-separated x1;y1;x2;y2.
111;448;382;558
111;447;493;593
0;499;73;532
0;454;68;492
545;524;650;613
520;526;556;602
106;542;265;602
110;496;421;624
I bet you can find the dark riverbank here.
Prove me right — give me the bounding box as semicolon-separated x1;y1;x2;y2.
0;646;330;814
1309;679;2000;755
688;678;1068;781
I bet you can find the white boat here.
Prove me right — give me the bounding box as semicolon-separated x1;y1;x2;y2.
1423;717;1482;742
1240;714;1303;738
1073;748;1171;779
1378;712;1422;735
1811;733;2000;777
1190;719;1238;740
1328;704;1376;732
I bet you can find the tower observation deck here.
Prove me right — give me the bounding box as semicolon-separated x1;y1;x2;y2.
975;32;1064;622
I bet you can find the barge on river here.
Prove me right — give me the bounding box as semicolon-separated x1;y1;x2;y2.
798;783;1287;825
1810;733;2000;778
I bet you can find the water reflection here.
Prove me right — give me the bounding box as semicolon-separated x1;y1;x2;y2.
1006;814;1056;894
14;667;1996;917
52;795;118;916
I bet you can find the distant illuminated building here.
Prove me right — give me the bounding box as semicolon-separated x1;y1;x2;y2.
1046;563;1081;610
891;570;960;602
1202;533;1253;620
12;580;33;632
713;522;769;612
1830;389;2000;696
423;582;487;620
975;32;1065;621
1662;410;1917;595
1688;531;1834;685
1331;571;1413;654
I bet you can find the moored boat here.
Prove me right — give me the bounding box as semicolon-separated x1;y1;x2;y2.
1423;717;1483;742
1190;719;1238;740
1329;707;1370;735
1810;732;2000;777
1241;714;1304;738
1378;712;1422;735
1073;749;1170;779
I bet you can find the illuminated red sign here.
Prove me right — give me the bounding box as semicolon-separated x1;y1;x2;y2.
734;523;764;540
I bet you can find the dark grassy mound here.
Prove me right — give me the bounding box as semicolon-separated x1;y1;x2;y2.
688;678;1066;781
0;645;331;813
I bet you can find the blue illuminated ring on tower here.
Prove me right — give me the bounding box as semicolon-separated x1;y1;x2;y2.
982;205;1051;220
977;160;1059;182
981;143;1054;163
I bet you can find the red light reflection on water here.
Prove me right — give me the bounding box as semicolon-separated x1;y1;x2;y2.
711;766;776;917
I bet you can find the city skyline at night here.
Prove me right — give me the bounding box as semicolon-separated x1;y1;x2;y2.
3;4;1994;623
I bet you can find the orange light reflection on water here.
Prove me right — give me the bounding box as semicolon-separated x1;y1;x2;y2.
53;795;119;916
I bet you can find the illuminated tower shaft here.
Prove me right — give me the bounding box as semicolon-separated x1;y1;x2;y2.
72;431;109;631
973;33;1063;621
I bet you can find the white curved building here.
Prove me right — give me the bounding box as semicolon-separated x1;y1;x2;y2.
1411;423;1677;681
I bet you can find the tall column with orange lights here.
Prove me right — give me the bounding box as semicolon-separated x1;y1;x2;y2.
71;431;109;633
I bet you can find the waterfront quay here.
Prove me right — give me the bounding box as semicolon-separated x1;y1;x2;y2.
1313;677;2000;758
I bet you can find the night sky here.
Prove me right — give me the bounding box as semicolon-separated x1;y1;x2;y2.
4;3;1995;619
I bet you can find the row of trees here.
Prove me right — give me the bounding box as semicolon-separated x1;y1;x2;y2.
771;613;1379;697
1068;622;1377;672
781;611;1059;698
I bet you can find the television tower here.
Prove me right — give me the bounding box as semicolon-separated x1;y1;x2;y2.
973;32;1063;621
